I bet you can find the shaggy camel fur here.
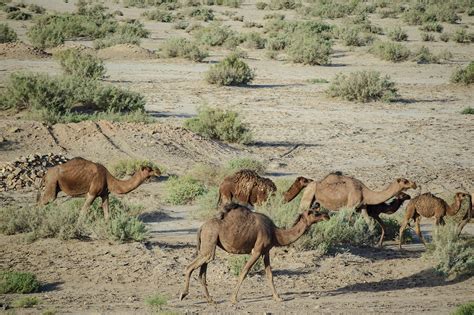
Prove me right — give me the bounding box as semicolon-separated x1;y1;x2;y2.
398;192;470;249
366;192;411;247
179;203;329;304
37;157;160;220
299;172;417;213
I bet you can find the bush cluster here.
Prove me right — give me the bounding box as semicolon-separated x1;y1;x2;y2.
193;23;235;46
160;37;208;62
387;26;408;41
370;41;411;62
206;53;255;86
450;61;474;85
164;176;207;205
110;159;161;177
54;48;106;79
0;271;40;294
0;23;17;43
185;105;252;143
327;70;398;102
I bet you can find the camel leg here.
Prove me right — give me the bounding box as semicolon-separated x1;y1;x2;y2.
359;206;373;226
80;193;97;219
180;253;214;301
231;251;262;304
399;204;415;250
371;214;386;248
39;180;59;205
414;214;426;247
263;252;282;302
101;195;110;221
198;263;215;304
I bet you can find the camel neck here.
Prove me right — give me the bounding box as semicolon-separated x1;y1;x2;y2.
106;171;146;194
447;197;462;216
283;182;305;203
274;220;309;247
362;182;401;205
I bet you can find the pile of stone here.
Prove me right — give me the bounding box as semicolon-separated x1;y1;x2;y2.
0;154;69;191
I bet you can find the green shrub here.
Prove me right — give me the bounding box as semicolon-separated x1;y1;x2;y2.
306;0;360;19
108;211;149;242
185;105;252;143
402;3;460;25
165;176;207;205
0;23;17;43
424;223;474;278
419;22;443;33
89;85;146;112
186;6;214;21
28;4;45;14
268;0;296;10
226;158;266;174
439;32;450;42
387;26;408;41
3;5;20;13
110;159;161;177
256;1;267;9
119;19;150;38
54;48;105;79
370;41;411;62
173;19;189;29
451;62;474;85
0;271;40;294
242;32;266;49
142;9;174;22
193;23;234;46
7;10;31;20
194;186;219;219
327;70;398;102
146;294;167;310
461;107;474;114
421;32;435;42
205;53;254;86
160;37;208;62
12;296;40;308
452;29;471;43
287;36;332;65
452;302;474;315
93;33;142;49
338;25;373;46
412;46;439;64
228;255;263;276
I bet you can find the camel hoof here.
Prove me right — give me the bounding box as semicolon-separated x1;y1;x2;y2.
230;297;238;304
207;299;216;305
273;296;283;302
179;292;188;301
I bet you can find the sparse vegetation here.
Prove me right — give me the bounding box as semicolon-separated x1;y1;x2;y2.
28;4;45;14
308;78;329;84
146;294;167;310
452;28;471;43
370;41;410;62
288;36;332;65
419;22;443;33
206;53;255;86
0;271;40;294
7;10;31;20
327;70;398;102
228;255;263;276
256;1;267;9
142;9;174;22
164;176;207;205
338;25;374;46
268;0;296;10
160;37;208;62
387;26;408;41
12;296;40;308
186;6;215;21
226;158;266;174
110;159;161;177
421;32;435;42
439;32;450;42
412;46;439;64
452;302;474;315
184;105;252;143
241;32;266;49
461;107;474;114
0;23;17;43
193;23;234;46
450;62;474;85
424;223;474;278
54;48;105;79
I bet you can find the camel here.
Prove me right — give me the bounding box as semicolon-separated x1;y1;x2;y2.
282;176;314;202
456;192;472;236
398;192;470;249
366;192;411;247
179;202;329;304
37;157;160;220
299;172;417;213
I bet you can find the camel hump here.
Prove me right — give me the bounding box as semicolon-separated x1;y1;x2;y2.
223;202;247;212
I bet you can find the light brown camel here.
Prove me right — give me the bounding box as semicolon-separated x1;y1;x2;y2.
366;192;411;247
398;192;470;249
456;192;472;236
282;176;314;202
179;202;329;304
37;157;160;220
299;172;417;213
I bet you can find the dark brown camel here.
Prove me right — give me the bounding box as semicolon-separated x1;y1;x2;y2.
398;192;470;249
37;157;160;220
366;192;411;247
179;203;329;304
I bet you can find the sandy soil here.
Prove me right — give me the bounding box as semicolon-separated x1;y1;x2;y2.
1;0;473;313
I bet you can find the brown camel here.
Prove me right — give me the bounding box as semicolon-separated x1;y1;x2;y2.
37;157;160;220
282;176;314;202
299;172;417;213
398;192;470;249
366;192;411;247
456;192;472;236
179;202;329;304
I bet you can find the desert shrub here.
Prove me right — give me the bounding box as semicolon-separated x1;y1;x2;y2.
461;107;474;114
412;46;439;64
165;176;207;205
146;294;167;310
243;21;263;28
450;62;474;85
242;32;266;49
0;271;40;294
228;255;263;276
452;302;474;315
110;159;161;177
402;3;460;25
263;12;285;20
88;85;146;112
0;23;17;43
387;26;408;41
205;53;254;86
11;296;40;308
424;223;474;278
308;78;329;84
327;70;398;102
186;6;214;21
193;23;234;46
3;5;20;13
185;105;252;143
160;37;208;62
93;32;142;49
370;41;411;62
421;32;435;42
7;10;31;19
173;19;189;29
142;9;174;22
305;0;360;19
28;4;45;14
54;48;105;79
194;186;220;219
378;7;398;18
108;211;148;242
338;25;374;46
256;1;267;9
226;158;266;174
287;36;332;65
452;28;471;43
119;19;150;38
268;0;296;10
439;32;450;42
419;22;443;33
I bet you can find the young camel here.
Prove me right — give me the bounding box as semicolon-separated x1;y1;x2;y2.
37;157;160;220
299;172;417;213
179;203;329;304
366;192;411;247
398;192;470;249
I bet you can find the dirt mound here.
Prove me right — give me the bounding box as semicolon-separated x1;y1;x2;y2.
0;42;51;59
48;43;96;56
96;44;157;60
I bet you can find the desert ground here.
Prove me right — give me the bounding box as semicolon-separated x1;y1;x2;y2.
1;0;474;314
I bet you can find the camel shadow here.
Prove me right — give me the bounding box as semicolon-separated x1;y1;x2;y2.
274;268;311;276
144;240;195;250
149;228;199;235
243;83;304;89
147;110;194;119
0;140;16;151
41;281;64;292
336;245;424;262
248;141;320;148
138;211;175;223
326;268;472;296
396;97;457;104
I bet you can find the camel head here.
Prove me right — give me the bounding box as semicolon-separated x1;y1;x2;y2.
454;192;470;201
395;178;417;190
395;192;411;202
138;166;161;179
296;176;313;187
299;203;330;226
